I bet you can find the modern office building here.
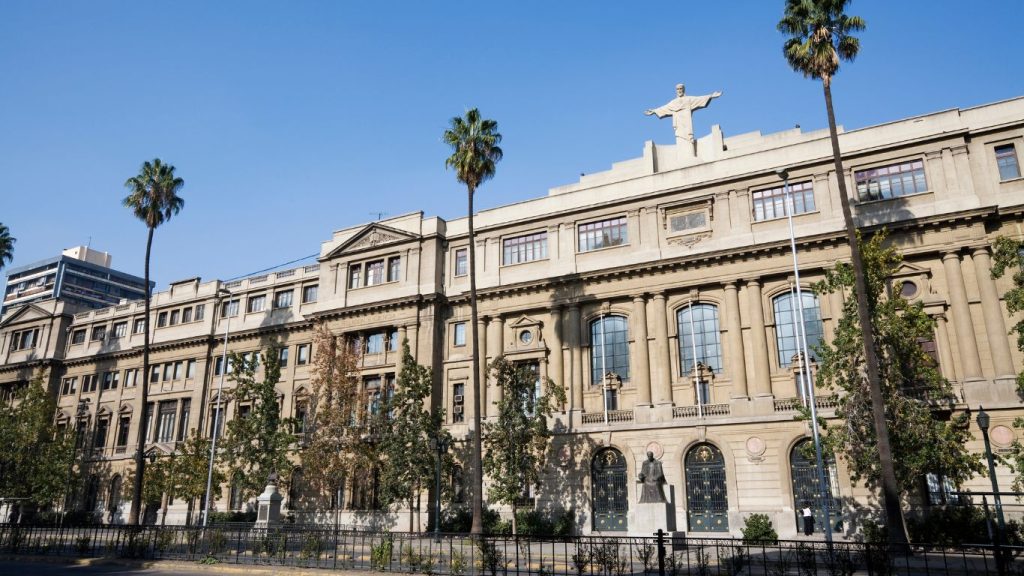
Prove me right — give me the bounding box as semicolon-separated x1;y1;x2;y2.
2;246;151;315
1;93;1023;535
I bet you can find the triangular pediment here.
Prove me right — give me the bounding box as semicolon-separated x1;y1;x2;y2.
892;262;929;277
507;314;541;329
322;224;418;260
0;303;56;328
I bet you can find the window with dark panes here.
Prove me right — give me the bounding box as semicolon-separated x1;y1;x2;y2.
365;260;385;286
91;326;106;341
855;159;927;201
387;257;401;282
503;231;548;265
590;316;630;385
578;217;628;252
454;248;468;277
752;181;816;221
71;329;86;344
996;144;1021;181
302;284;318;303
182;307;193;323
349;265;361;289
274;290;293;309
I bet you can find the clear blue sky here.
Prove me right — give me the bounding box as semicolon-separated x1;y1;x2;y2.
2;1;1022;291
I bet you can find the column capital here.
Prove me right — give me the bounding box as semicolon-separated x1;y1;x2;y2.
652;292;668;302
744;277;762;288
631;294;647;303
971;246;992;258
941;251;961;262
723;281;738;291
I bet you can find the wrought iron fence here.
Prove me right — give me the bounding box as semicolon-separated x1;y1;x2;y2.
0;523;1021;575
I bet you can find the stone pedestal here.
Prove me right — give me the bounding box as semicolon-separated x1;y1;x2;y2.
629;501;675;536
254;480;283;529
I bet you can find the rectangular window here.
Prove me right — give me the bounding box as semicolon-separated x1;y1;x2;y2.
752;181;816;221
387;257;401;282
182;307;193;323
186;359;196;379
365;260;385;286
194;304;205;321
133;319;145;334
274;290;293;309
163;363;173;381
926;473;960;506
91;326;106;341
10;328;39;351
61;377;77;395
996;144;1021;181
124;369;137;388
209;405;225;439
279;347;289;367
157;312;168;327
297;343;310;365
454;248;468;277
70;329;86;345
855;159;928;201
349;265;361;289
102;371;117;390
177;399;191;442
169;309;180;325
302;284;318;303
452;382;465;423
667;209;709;234
247;294;266;313
113;322;127;338
93;418;109;450
173;361;183;380
83;374;97;393
578;217;628;252
116;416;131;447
454;322;466;347
388;329;399;352
157;401;176;442
502;231;548;265
151;365;160;383
366;332;385;354
221;300;239;318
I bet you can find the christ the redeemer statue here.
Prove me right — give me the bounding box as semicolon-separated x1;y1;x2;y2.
645;83;722;156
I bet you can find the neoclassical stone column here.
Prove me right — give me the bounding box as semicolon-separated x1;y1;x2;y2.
724;283;747;398
934;313;958;382
942;252;982;380
396;325;408;374
566;305;584;411
746;279;773;397
971;248;1015;378
477;317;488;412
651;293;673;405
407;322;419;361
547;307;565;409
486;316;504;417
631;295;652;406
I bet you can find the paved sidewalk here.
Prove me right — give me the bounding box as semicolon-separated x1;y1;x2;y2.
0;556;380;576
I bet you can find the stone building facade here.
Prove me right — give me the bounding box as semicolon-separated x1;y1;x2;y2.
2;95;1024;536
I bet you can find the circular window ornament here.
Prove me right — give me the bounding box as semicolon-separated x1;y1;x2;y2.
990;425;1015;448
745;437;766;457
899;280;918;299
519;330;533;345
645;441;664;460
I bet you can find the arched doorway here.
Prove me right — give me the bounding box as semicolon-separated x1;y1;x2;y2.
591;448;628;532
685;443;728;532
790;440;840;534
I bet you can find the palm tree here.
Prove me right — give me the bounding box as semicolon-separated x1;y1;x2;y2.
443;109;503;534
779;0;906;544
122;158;184;525
0;223;15;271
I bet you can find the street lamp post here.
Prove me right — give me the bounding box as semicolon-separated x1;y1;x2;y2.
976;406;1006;574
777;169;833;542
430;435;450;541
203;288;232;527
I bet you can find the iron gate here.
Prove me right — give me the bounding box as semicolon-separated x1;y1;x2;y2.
592;448;628;532
685;443;729;532
790;440;840;533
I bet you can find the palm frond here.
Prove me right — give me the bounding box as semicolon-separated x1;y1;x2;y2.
122;158;186;230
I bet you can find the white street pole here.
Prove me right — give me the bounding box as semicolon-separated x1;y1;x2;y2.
778;170;833;543
203;292;231;527
687;301;702;418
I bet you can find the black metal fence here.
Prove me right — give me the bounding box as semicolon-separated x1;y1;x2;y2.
1;523;1021;576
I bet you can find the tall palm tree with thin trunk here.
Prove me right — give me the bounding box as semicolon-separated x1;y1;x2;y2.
779;0;906;545
443;109;503;534
0;223;15;272
122;159;184;525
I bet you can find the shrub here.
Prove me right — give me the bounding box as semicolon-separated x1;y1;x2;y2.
439;507;504;534
741;513;779;545
207;510;257;524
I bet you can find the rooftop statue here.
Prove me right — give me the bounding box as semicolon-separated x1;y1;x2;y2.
645;84;722;156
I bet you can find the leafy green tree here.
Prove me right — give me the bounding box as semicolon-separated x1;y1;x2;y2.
990;236;1024;491
220;347;296;501
443;108;503;534
375;341;451;531
482;357;565;535
122;158;184;524
301;323;370;510
0;222;15;271
0;373;76;520
776;0;906;545
175;430;225;524
814;232;983;504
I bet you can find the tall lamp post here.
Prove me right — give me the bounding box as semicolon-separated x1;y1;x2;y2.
202;288;232;527
976;406;1006;574
430;435;450;541
777;169;833;542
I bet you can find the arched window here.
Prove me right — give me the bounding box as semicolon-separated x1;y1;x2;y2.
591;448;628;532
107;475;122;515
677;303;723;375
590;316;630;385
772;291;824;368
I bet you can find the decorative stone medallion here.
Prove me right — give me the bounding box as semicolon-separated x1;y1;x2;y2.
645;441;664;460
991;425;1015;448
745;437;766;460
